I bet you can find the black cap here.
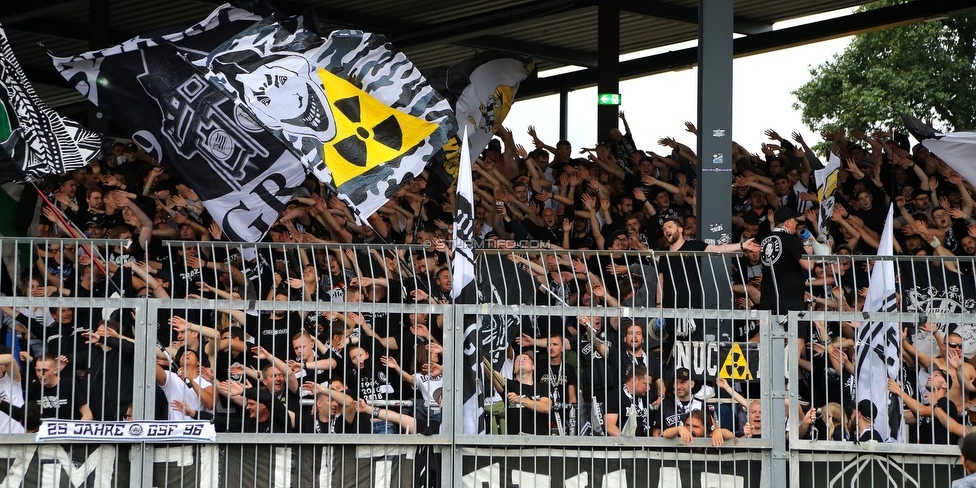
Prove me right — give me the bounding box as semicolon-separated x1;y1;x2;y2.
486;139;502;152
86;215;106;227
675;368;691;381
856;399;877;420
960;433;976;461
773;207;800;223
124;142;138;153
742;212;761;225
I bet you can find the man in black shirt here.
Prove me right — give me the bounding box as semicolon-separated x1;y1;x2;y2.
538;331;577;435
28;355;91;420
658;218;759;359
605;364;651;437
758;207;814;317
490;352;550;435
654;368;703;436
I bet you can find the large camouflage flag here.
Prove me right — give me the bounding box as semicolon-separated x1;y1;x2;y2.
50;4;308;242
193;17;456;221
0;26;101;182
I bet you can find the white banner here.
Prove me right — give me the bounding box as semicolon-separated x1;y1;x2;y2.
37;420;216;443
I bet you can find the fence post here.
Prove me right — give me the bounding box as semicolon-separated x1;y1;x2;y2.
764;311;788;487
129;301;155;488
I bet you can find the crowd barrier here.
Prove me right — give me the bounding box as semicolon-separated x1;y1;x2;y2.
0;238;968;487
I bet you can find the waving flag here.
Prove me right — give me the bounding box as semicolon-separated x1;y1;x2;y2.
814;153;841;240
452;127;483;434
50;4;307;242
855;205;902;442
193;20;455;221
424;52;535;186
0;26;101;182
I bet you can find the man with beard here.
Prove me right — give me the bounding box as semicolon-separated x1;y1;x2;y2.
658;218;759;357
653;368;703;436
538;331;577;435
72;186;106;227
605;364;651;437
490;351;550;435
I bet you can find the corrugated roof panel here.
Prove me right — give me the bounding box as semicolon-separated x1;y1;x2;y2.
4;0;947;113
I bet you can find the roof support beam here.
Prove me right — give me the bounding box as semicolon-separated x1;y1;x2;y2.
520;0;976;98
0;0;88;25
456;36;598;67
392;0;587;48
619;0;772;35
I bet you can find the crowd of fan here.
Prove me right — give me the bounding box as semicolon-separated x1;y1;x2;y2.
0;116;973;445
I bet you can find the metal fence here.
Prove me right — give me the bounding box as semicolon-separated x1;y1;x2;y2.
0;238;968;487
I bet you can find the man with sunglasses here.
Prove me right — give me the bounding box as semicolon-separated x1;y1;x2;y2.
904;329;975;413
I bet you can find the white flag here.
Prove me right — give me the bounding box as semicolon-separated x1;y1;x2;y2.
855;205;903;442
814;153;841;241
452;126;475;299
922;132;976;186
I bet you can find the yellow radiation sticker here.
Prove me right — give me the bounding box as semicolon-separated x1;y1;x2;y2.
318;67;437;187
720;343;753;380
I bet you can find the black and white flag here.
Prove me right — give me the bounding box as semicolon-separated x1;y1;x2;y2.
49;4;307;242
855;205;903;442
453;127;483;434
0;26;101;182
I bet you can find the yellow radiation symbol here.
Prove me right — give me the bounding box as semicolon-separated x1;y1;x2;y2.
317;68;437;187
720;343;753;380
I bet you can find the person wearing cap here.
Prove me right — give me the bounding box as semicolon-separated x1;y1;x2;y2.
957;433;976;487
757;206;814;317
653;367;703;437
849;399;883;442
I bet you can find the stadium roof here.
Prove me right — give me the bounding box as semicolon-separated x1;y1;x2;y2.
4;0;976;123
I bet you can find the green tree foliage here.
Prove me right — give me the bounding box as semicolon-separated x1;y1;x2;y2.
793;0;976;136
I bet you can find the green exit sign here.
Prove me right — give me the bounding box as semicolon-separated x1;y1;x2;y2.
598;93;621;105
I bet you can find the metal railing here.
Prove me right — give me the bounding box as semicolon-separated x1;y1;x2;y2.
0;238;969;487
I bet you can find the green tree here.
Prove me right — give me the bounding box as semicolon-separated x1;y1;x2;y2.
793;0;976;137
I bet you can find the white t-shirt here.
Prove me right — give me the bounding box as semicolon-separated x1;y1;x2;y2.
159;371;213;421
0;372;24;434
412;372;443;415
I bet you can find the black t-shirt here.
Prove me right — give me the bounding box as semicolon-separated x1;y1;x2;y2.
604;383;650;437
659;240;709;309
933;397;960;445
28;379;87;420
537;361;578;408
505;379;549;435
654;396;703;433
758;229;807;314
574;323;612;399
242;311;305;362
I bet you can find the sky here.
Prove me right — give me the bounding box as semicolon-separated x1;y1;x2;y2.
503;9;856;157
